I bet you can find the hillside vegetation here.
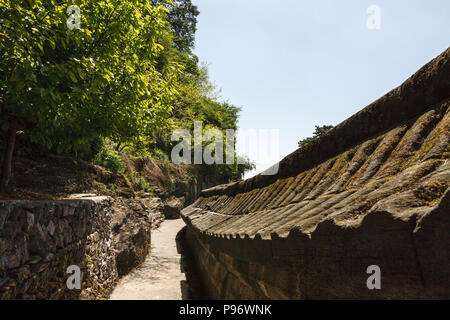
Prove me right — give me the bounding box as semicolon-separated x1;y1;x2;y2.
0;0;254;198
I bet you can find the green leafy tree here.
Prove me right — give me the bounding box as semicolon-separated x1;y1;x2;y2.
0;0;178;189
152;0;199;52
166;66;254;184
298;125;334;148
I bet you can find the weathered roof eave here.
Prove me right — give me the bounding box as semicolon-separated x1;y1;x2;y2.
200;47;450;198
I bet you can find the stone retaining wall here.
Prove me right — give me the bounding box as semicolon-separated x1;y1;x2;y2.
0;197;116;299
0;195;159;300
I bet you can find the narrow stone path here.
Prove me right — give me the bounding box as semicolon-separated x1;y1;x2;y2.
110;219;189;300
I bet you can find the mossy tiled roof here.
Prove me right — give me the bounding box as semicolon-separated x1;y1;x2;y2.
182;48;450;241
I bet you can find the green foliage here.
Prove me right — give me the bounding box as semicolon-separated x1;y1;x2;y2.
150;61;251;183
150;148;169;161
152;0;199;52
167;174;175;192
108;183;116;193
127;171;150;191
85;254;93;269
90;136;105;157
313;125;335;136
298;125;334;148
134;175;150;191
0;0;254;189
0;0;179;164
93;144;124;174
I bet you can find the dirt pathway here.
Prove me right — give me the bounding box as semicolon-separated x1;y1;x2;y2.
110;219;189;300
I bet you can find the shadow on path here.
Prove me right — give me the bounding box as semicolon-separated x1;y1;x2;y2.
176;226;208;300
109;219;207;300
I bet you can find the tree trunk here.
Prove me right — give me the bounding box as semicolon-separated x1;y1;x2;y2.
0;118;17;191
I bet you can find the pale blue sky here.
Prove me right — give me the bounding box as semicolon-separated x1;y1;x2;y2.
192;0;450;177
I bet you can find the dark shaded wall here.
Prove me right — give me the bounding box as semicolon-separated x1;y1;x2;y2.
0;195;160;300
0;197;117;299
185;194;449;299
